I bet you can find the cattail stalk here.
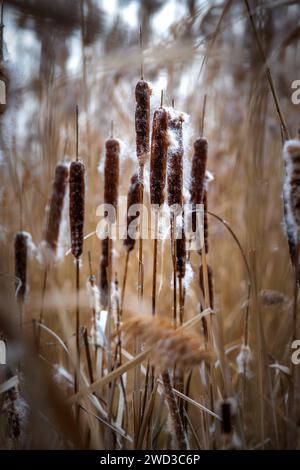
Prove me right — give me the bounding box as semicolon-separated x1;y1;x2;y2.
150;104;169;316
14;232;28;307
101;135;120;446
15;231;31;341
135;79;151;305
133;78;151;441
167;111;184;326
38;163;69;351
189;137;208;233
100;137;120;310
69;107;85;395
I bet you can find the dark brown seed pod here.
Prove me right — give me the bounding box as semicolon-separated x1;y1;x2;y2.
150;108;169;206
15;231;29;304
124;172;141;252
69;161;85;259
104;138;120;221
167;113;184;208
100;254;108;308
190;137;208;231
220;401;232;435
135;80;151;166
176;215;186;279
44;163;69;253
199;263;214;309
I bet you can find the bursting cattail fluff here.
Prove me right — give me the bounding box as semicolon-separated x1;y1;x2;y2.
124;172;141;252
150;107;169;206
283;140;300;265
69;161;85;259
167;112;184;208
189;137;208;231
44;163;68;254
14;231;31;304
135;80;151;166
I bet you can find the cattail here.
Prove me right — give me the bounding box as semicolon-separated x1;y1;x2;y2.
189;137;208;231
176;215;186;279
218;398;236;435
14;231;31;304
69;161;85;259
135;80;151;166
100;238;109;308
283;139;300;266
104;138;120;218
199;263;214;309
150;108;169;206
44;163;69;254
100;138;120;307
124;172;141;252
167;112;184;208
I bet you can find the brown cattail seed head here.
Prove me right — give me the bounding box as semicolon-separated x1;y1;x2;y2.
176;216;186;279
190;137;208;204
150;108;169;206
190;137;208;231
100;254;108;308
69;161;85;259
124;172;141;252
221;401;232;434
135;80;151;166
283;140;300;266
199;263;214;309
167;113;184;207
44;163;69;253
104;138;120;221
218;398;236;435
15;231;30;303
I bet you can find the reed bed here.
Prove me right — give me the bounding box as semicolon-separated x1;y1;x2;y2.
0;0;300;451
